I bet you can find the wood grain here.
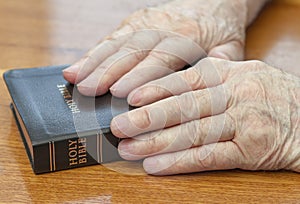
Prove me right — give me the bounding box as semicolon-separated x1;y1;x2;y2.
0;1;299;203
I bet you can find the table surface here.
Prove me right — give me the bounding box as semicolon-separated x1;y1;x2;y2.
0;0;300;203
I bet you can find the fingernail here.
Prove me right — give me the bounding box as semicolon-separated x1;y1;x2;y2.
77;82;99;96
77;84;93;96
110;83;117;94
118;140;142;160
63;70;76;81
111;115;130;138
129;90;142;105
118;140;131;152
143;157;160;174
77;80;90;89
63;66;80;84
110;79;130;98
77;83;89;91
118;140;133;159
63;64;80;73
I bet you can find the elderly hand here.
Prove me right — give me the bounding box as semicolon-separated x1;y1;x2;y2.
63;0;249;97
111;58;300;175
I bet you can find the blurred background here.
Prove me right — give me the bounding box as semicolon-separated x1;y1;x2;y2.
0;0;299;72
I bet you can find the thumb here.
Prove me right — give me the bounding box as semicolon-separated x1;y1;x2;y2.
208;40;245;61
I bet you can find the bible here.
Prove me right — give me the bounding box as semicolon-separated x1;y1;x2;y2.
4;65;130;174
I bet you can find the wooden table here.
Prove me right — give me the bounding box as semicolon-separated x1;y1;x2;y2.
0;1;299;203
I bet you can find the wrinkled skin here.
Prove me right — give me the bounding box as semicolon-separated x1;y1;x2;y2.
63;0;247;97
62;0;300;175
111;58;300;175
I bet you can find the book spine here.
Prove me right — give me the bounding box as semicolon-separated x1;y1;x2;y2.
11;102;122;174
33;132;121;174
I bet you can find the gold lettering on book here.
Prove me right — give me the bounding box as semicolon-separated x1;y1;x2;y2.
57;84;80;114
68;138;87;166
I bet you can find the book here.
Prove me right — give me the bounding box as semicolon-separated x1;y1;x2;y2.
4;65;130;174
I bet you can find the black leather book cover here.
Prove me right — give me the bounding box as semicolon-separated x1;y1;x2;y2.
4;65;130;174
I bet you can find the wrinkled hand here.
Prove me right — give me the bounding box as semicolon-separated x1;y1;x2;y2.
111;58;300;175
63;0;247;97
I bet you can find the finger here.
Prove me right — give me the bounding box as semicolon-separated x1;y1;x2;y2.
118;113;235;160
110;36;205;98
77;30;162;96
128;57;228;106
143;141;241;175
111;84;230;138
63;25;133;84
208;40;245;61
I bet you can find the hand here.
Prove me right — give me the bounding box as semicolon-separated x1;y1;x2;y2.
111;58;300;175
63;0;249;97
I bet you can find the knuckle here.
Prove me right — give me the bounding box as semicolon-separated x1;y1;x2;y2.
195;57;228;83
176;92;200;121
231;76;265;102
224;111;236;136
252;60;265;66
244;60;268;71
186;120;204;147
194;89;211;105
121;46;148;61
182;121;201;148
149;51;169;66
134;49;149;61
194;147;215;169
149;131;171;154
152;84;170;98
182;68;203;90
146;135;160;153
149;50;180;70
